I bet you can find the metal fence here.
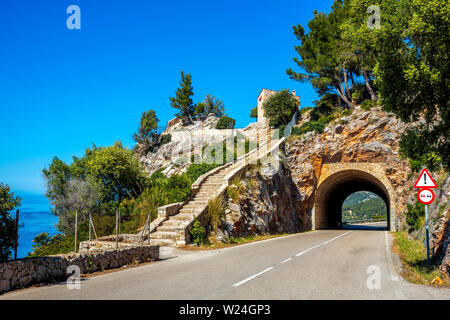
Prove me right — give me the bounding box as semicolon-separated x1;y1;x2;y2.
6;208;151;261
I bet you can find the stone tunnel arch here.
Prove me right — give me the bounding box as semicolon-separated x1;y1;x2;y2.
312;164;396;231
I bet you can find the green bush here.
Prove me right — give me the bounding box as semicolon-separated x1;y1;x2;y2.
216;116;236;129
361;99;378;110
0;184;21;262
159;134;171;146
299;121;325;134
186;163;219;182
207;195;226;232
189;220;206;245
166;174;192;203
406;201;425;232
28;233;74;257
318;114;336;125
341;109;352;116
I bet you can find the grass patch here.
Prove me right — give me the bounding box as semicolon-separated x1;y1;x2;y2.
392;232;448;286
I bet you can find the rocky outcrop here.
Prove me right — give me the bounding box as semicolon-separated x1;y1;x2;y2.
138;114;261;178
285;107;412;229
217;155;305;241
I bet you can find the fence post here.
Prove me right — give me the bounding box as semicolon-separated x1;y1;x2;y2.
14;209;19;260
89;212;92;241
115;211;119;249
74;209;78;253
147;214;151;245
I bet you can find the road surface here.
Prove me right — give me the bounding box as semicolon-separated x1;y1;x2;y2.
2;223;449;300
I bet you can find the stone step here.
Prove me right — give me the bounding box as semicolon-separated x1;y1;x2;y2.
170;214;194;221
151;238;175;247
157;225;178;232
183;204;207;209
179;209;201;215
162;220;183;226
151;231;177;239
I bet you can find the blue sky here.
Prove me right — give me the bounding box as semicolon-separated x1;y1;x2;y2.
0;0;334;194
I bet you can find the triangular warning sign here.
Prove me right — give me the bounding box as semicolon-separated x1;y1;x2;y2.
414;168;437;188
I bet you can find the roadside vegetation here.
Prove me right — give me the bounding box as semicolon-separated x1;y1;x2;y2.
392;232;448;286
182;233;293;250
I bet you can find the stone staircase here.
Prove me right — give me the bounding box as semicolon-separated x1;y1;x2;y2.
150;160;244;247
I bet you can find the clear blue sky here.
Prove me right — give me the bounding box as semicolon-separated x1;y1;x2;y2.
0;0;334;194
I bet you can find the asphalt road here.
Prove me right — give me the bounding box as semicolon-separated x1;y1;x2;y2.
2;223;449;300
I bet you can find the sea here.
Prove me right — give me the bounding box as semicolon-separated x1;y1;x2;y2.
12;192;59;259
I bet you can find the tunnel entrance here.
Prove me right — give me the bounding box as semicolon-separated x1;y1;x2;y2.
341;191;387;229
313;169;391;230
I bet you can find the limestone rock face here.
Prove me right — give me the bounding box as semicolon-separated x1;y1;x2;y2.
285;107;412;229
138;114;258;178
220;157;306;239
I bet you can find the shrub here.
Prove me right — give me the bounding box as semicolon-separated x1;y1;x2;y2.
299;121;325;134
207;195;226;232
186;163;219;182
166;173;192;203
318;114;336;125
216;116;236;129
341;109;352;116
300;106;313;114
159;134;171;146
0;183;21;262
189;220;206;245
406;201;425;232
361;99;378;110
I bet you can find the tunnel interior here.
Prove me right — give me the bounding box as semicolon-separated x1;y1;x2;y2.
314;170;390;230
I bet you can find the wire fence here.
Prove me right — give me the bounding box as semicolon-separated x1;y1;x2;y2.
6;209;153;262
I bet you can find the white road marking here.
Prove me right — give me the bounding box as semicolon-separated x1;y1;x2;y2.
233;267;274;287
233;231;352;287
280;257;292;264
384;231;399;281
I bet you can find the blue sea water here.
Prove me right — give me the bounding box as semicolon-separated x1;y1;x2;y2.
13;192;59;258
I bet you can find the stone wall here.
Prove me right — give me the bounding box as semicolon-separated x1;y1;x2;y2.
0;244;159;295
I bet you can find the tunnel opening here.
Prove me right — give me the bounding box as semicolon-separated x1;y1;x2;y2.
341;191;387;230
314;170;391;230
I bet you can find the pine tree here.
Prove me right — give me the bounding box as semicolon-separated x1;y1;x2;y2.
170;71;195;123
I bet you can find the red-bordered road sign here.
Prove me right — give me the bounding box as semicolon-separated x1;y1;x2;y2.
414;168;437;189
417;188;435;205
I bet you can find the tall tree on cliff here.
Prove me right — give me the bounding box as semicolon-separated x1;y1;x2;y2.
133;109;160;154
170;71;195;123
287;1;357;108
370;0;450;171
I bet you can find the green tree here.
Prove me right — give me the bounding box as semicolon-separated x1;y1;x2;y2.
263;89;299;127
170;71;195;123
287;1;357;108
43;142;150;233
250;106;258;119
0;183;21;262
370;0;449;171
133;109;160;154
215;116;236;129
203;94;225;117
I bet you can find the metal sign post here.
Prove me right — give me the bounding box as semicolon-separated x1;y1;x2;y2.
414;168;437;265
425;204;430;264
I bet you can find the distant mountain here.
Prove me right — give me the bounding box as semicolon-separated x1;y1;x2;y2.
342;191;386;222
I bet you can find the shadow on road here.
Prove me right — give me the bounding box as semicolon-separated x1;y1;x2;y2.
342;223;387;231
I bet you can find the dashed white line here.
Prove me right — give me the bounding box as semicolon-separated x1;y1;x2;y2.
232;231;352;287
233;267;274;287
280;257;292;264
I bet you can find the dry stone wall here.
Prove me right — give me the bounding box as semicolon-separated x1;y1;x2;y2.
0;245;159;295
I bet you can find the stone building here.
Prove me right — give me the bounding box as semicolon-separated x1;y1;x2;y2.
256;89;300;126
